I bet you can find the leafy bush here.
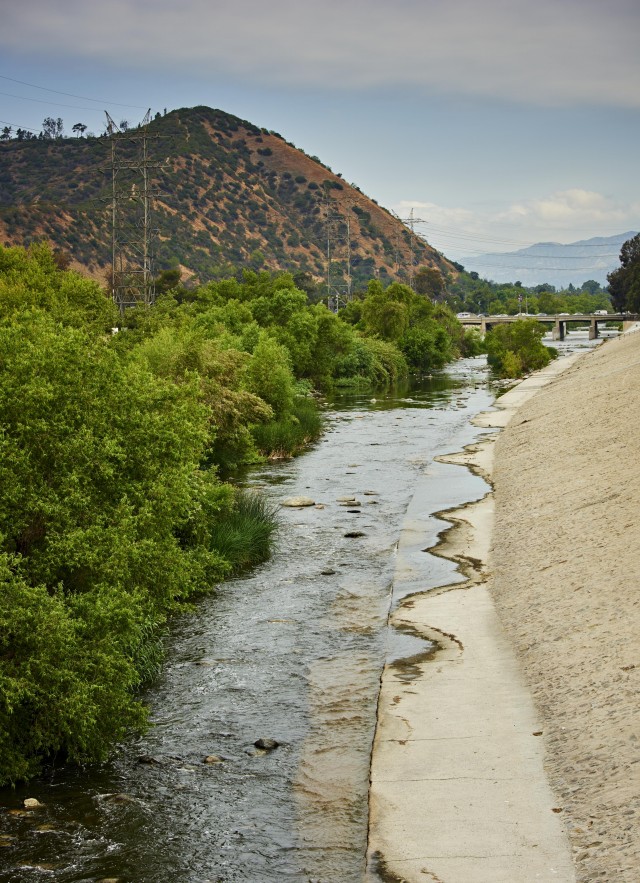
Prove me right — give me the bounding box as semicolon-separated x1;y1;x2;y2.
399;323;452;372
0;248;289;783
0;241;118;331
484;319;555;378
244;333;296;417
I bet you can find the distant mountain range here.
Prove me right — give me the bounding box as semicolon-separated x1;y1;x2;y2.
460;232;637;288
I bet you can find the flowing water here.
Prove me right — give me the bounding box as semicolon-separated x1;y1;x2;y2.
0;354;530;882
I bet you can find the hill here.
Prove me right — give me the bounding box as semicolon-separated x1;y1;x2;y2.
459;232;635;289
0;106;454;292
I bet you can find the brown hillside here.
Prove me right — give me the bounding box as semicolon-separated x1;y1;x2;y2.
0;105;455;291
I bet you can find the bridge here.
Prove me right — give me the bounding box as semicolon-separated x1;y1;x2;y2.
457;313;640;341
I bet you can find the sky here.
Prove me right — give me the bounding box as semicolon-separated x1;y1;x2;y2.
1;0;639;271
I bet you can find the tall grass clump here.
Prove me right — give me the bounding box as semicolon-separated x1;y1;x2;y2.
251;395;323;458
208;490;279;574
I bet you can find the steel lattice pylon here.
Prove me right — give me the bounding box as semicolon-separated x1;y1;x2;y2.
105;110;160;313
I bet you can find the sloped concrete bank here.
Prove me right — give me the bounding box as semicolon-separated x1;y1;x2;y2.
488;329;640;882
367;349;602;883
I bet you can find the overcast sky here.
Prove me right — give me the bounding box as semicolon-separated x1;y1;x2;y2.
1;0;639;267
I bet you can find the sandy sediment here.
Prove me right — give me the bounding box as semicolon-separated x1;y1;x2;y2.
368;330;640;882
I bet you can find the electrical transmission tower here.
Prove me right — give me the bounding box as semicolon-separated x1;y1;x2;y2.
394;207;425;288
321;188;355;312
105;110;162;313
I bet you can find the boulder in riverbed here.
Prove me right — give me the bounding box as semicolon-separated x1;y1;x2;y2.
281;496;315;508
23;798;43;809
254;737;279;750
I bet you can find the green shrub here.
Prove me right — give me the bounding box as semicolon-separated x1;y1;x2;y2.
206;490;279;574
251;395;323;457
484;319;555;378
461;328;484;356
244;333;296;417
399;323;453;372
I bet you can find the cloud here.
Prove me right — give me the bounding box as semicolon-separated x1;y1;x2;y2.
501;190;640;229
3;0;640;107
398;191;640;256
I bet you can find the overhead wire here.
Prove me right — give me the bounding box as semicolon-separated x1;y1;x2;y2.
0;90;116;112
414;219;629;250
0;74;147;109
0;118;40;133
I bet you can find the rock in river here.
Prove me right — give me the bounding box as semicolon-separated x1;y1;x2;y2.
23;798;43;809
254;737;279;750
281;496;315;508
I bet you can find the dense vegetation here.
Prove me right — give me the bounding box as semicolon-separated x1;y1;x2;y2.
608;233;640;312
484;319;556;378
0;243;468;784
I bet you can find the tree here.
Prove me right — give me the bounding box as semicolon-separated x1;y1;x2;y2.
41;116;64;139
537;291;567;314
72;122;87;137
607;233;640;312
154;267;182;295
580;279;601;295
413;266;444;299
292;270;321;303
0;126;11;141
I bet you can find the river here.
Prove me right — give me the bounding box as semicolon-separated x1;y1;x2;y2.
0;342;601;882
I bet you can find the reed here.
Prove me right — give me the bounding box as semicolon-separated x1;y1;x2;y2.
251;396;323;458
209;490;279;574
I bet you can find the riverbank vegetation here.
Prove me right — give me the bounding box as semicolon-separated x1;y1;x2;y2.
484;319;556;378
608;233;640;313
0;244;467;784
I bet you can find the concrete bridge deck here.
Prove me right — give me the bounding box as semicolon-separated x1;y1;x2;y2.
458;312;639;340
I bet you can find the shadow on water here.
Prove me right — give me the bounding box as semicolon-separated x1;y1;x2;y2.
0;358;495;883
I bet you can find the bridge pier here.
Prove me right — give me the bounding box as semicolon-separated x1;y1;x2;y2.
589;320;598;340
552;321;566;341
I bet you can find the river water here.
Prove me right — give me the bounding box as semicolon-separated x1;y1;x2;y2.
0;342;601;882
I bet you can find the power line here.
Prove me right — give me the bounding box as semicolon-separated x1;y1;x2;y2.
0;89;113;112
0;118;39;133
412;218;636;250
0;74;147;109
